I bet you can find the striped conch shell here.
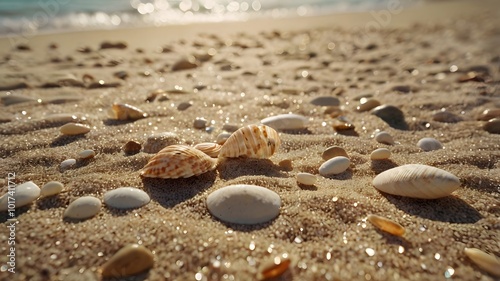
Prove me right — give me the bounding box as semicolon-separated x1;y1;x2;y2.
111;103;147;120
140;145;217;179
194;142;221;158
219;124;281;159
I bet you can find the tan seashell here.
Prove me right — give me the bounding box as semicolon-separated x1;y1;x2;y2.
111;103;147;120
194;142;221;158
140;145;217;179
101;244;154;278
367;214;405;236
60;122;90;135
258;254;291;280
464;248;500;277
219;124;281;159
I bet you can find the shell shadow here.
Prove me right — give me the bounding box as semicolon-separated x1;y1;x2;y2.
215;217;278;232
141;171;216;208
0;205;32;223
50;134;86;147
321;169;353;180
217;158;287;180
280;128;312;135
298;183;318;191
334;129;359;137
36;195;68;210
103;119;138;126
383;195;482;224
370;159;399;174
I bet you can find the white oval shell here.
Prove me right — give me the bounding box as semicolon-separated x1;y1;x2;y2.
0;181;40;211
219;124;281;159
111;103;147;120
464;248;500;277
417;137;443;151
370;148;391;160
141;145;217;179
79;149;95;159
319;156;350;176
64;196;101;219
60;158;76;169
206;184;281;225
60;122;90;135
261;114;308;130
374;131;394;145
297;173;317;185
372;164;460;199
41;181;64;197
194;142;221;158
103;187;150;209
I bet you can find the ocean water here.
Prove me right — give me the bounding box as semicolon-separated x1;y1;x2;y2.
0;0;391;37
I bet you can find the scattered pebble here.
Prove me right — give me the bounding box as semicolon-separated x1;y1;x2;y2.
258;254;291;280
371;105;408;130
417;137;443;151
366;214;405;236
483;118;500;134
432;110;462;123
0;181;40;211
101;244;154;278
219;125;281;159
477;108;500;121
310;96;340;106
278;159;293;170
370;148;391;160
216;132;232;145
222;123;240;132
41;181;64;197
193;117;208;129
142;132;181;153
319;156;350;176
374;131;395;145
63;196;101;220
332;118;355;132
103;187;150;209
194;142;221;158
60;122;90;135
172;57;198;71
60;159;77;170
464;248;500;277
322;146;348;160
1;94;36;106
356;98;381;112
110;103;147;121
122;140;142;155
296;172;317;185
261;114;308;131
79;149;95;159
206;184;281;224
100;41;127;49
177;101;193;111
372;164;460;199
324;106;343;118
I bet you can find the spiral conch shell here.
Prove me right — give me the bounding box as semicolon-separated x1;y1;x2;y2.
111;103;147;120
194;142;221;158
140;145;217;179
219;124;281;159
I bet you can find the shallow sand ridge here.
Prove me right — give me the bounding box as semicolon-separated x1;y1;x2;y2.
0;0;499;280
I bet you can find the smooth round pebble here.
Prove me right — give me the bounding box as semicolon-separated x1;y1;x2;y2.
41;181;64;197
103;187;150;209
193;117;207;129
122;140;142;154
206;184;281;225
60;122;90;135
432;110;462;123
371;105;408;130
142;132;180;153
222;123;239;132
177;101;192;111
0;181;40;211
322;146;348;160
417;137;443;151
261;114;308;130
310;96;340;106
79;149;95;159
319;156;350;176
477;108;500;121
296;173;317;185
64;196;101;220
60;158;76;169
101;244;154;278
374;131;395;145
370;148;391;160
356;98;381;112
483;118;500;134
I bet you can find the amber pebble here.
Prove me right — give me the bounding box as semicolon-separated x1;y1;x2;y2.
101;244;154;278
356;98;381;112
477;108;500;121
367;214;405;236
332;120;355;131
122;140;142;155
483;118;500;134
258;255;291;280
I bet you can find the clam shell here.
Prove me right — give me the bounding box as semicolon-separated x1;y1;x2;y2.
0;181;40;211
464;248;500;277
219;124;281;159
372;164;460;199
111;103;147;120
101;244;154;278
63;196;101;220
194;142;221;158
322;146;348;160
140;145;217;179
261;114;308;131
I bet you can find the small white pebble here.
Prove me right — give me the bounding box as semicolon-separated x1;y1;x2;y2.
60;159;76;169
78;149;95;159
296;172;317;185
370;148;391;160
41;181;64;197
60;122;90;135
374;131;394;145
417;137;443;151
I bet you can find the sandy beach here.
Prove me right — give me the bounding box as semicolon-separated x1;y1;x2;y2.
1;0;499;280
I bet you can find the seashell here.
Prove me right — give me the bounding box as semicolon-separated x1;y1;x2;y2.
0;181;40;211
140;145;217;179
296;173;317;185
63;196;101;220
101;244;154;278
356;98;381;112
41;181;64;197
483;118;500;134
193;117;207;129
216;132;232;145
477;108;500;121
103;187;150;209
142;132;180;154
206;184;281;224
122;140;142;155
219;124;281;159
464;248;500;277
322;146;348;160
258;253;291;280
417;137;443;151
60;122;90;135
366;214;405;236
374;131;395;145
319;156;350;176
79;149;95;159
370;148;391;160
60;158;76;170
310;96;340;106
194;142;221;158
372;164;460;199
110;103;147;121
261;114;308;131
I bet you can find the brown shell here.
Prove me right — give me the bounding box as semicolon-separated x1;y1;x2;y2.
219;124;281;159
194;142;221;158
140;145;217;179
111;103;147;120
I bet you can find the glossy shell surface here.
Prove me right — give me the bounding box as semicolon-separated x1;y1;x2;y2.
111;103;147;120
194;142;221;158
219;124;281;159
367;214;405;236
261;114;308;130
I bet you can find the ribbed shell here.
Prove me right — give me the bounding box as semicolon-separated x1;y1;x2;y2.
194;142;222;158
372;164;460;199
140;145;217;179
219;124;281;159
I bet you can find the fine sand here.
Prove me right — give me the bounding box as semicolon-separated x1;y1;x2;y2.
1;0;499;280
